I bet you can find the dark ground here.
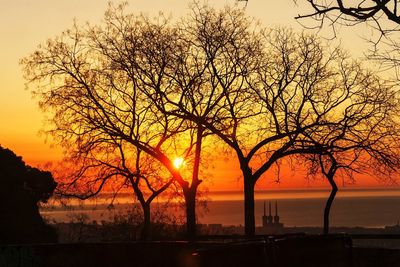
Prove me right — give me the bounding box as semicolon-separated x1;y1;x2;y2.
1;234;399;267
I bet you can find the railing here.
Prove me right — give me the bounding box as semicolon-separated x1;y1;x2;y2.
351;234;400;248
350;234;400;239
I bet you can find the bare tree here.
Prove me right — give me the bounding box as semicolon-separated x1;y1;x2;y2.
295;0;400;39
305;137;400;234
22;2;399;240
244;29;396;236
56;143;174;240
21;3;204;240
274;1;400;236
86;4;215;239
300;71;400;234
147;2;398;236
132;3;262;237
306;145;400;234
148;4;264;236
143;3;397;236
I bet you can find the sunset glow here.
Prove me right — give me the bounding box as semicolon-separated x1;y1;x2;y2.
3;0;400;256
0;0;394;192
173;157;184;169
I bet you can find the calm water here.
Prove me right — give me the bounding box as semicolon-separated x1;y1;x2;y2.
41;189;400;228
202;197;400;227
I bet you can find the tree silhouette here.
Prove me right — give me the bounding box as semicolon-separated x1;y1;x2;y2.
296;0;400;39
301;64;400;233
304;125;400;234
22;2;400;239
21;3;210;240
295;1;400;234
144;4;399;236
0;146;57;244
56;145;175;241
135;3;259;238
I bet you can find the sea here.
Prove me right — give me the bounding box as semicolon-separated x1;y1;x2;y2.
40;188;400;228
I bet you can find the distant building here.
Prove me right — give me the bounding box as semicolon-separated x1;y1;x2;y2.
384;220;400;232
259;201;284;234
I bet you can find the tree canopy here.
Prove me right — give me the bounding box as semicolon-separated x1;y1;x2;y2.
0;146;57;243
22;2;400;237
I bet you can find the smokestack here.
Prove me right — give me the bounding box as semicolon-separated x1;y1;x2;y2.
269;201;272;216
264;201;266;216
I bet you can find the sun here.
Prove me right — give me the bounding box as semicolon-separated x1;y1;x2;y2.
173;157;184;169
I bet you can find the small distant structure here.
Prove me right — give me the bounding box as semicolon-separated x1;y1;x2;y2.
385;220;400;232
260;200;284;234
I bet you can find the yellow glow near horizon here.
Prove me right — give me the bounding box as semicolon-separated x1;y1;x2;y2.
0;0;380;191
173;157;184;169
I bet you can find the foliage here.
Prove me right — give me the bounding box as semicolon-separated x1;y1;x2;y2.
0;146;57;204
0;146;57;243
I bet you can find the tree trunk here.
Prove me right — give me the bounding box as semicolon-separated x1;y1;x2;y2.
184;188;197;240
324;175;338;235
244;178;256;237
182;125;203;240
140;203;151;241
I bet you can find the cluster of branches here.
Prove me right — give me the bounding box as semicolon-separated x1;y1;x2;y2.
296;1;400;87
295;1;400;38
22;2;400;238
294;0;400;234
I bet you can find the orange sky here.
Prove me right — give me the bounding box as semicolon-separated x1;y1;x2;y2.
0;0;394;191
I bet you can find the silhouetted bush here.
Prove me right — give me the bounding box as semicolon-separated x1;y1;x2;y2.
0;146;57;244
54;206;185;242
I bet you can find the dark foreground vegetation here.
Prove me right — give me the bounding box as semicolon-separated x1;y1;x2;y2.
0;146;57;244
0;235;399;267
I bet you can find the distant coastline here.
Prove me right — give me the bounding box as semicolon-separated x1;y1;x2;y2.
209;188;400;201
48;187;400;203
41;192;400;229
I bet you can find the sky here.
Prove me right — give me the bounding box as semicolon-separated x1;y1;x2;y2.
0;0;387;191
